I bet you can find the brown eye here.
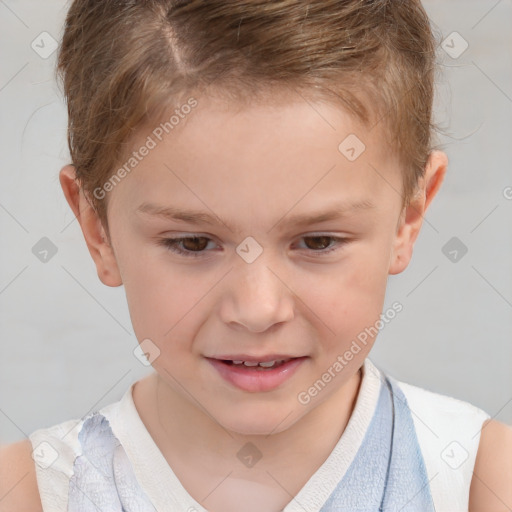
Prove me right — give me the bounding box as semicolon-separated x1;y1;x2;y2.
159;236;214;257
295;235;350;256
180;237;209;251
303;236;334;251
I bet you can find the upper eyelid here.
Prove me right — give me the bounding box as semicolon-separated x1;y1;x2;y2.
165;231;347;239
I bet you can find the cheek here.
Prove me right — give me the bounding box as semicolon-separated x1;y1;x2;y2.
119;248;200;348
299;243;390;353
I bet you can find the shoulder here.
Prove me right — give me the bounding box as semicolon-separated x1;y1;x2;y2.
469;419;512;511
395;378;489;419
387;374;491;510
393;377;490;437
0;439;43;512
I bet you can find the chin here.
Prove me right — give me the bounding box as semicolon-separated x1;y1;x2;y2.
217;403;304;437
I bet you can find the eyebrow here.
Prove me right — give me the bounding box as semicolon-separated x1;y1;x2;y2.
136;199;375;232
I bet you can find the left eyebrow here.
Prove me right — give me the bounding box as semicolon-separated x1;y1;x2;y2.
135;199;375;232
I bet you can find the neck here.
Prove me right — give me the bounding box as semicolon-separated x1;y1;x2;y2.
146;366;363;476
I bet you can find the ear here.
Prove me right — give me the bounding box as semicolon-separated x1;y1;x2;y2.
388;150;448;275
59;164;123;287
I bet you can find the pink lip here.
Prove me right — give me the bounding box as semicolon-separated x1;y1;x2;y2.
206;357;307;392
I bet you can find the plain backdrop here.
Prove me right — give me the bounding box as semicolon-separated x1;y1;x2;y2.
1;0;511;445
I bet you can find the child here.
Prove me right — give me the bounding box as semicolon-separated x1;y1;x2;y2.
1;0;511;511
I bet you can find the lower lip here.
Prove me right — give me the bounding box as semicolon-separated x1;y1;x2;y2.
206;357;307;392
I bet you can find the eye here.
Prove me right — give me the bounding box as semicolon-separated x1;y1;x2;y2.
158;236;216;257
158;234;350;258
295;235;350;256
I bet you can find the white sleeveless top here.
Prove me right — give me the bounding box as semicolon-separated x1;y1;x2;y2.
28;358;489;511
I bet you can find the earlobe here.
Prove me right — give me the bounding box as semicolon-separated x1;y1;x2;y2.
388;150;448;276
59;164;123;287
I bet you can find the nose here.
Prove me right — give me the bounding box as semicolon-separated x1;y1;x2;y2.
219;255;295;333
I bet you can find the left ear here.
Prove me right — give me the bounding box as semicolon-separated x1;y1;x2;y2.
388;150;448;275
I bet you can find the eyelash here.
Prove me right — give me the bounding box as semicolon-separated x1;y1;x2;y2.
157;234;350;258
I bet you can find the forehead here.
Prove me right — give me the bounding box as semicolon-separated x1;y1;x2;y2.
109;93;401;226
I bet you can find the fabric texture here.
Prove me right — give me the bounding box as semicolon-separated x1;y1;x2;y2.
67;413;156;511
321;376;435;511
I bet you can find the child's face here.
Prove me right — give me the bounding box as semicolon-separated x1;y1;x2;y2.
81;94;426;435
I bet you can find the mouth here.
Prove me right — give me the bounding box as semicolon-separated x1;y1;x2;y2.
217;358;293;369
205;355;308;392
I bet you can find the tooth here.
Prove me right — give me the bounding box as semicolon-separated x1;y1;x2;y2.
243;361;259;367
258;360;277;367
232;360;244;364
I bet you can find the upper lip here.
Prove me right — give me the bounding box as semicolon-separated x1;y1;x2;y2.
208;354;304;363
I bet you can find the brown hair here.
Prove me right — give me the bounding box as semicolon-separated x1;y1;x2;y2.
56;0;439;239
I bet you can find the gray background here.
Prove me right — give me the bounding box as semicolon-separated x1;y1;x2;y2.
1;0;511;445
